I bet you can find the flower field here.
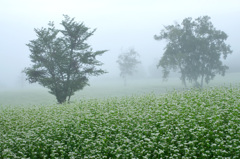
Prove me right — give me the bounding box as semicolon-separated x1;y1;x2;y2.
0;85;240;158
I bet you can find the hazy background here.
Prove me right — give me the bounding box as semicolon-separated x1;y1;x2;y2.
1;0;240;89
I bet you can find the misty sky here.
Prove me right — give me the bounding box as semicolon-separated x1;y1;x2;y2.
1;0;240;87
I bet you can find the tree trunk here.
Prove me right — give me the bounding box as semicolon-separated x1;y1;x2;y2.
200;74;204;88
181;74;187;88
124;77;127;86
55;89;67;104
56;95;66;104
67;89;73;103
179;67;187;88
182;77;187;88
67;96;71;103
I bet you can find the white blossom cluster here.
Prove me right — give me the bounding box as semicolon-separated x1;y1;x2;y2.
0;85;240;158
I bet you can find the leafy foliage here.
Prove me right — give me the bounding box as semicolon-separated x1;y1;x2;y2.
154;16;232;88
116;48;141;86
24;15;107;103
1;85;240;158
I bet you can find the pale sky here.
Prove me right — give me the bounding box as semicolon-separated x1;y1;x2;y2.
1;0;240;87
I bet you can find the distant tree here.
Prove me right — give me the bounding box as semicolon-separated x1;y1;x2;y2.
116;48;141;86
154;16;232;88
24;15;107;103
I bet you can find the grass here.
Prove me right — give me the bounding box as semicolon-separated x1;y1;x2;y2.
1;84;240;158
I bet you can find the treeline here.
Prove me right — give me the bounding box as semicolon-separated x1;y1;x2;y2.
24;15;232;103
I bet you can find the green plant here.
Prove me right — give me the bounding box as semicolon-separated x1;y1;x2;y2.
1;84;240;158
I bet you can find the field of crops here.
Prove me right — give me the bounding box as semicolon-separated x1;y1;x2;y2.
1;85;240;158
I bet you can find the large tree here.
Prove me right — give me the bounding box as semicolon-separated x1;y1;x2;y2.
116;48;141;86
24;15;107;103
154;16;232;88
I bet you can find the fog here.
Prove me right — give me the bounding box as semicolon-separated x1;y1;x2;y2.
1;0;240;89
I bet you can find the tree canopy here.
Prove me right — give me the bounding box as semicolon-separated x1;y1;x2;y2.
154;16;232;88
24;15;107;103
116;48;141;86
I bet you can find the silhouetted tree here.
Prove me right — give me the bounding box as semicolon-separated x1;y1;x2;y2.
117;48;141;86
154;16;232;88
24;15;107;103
